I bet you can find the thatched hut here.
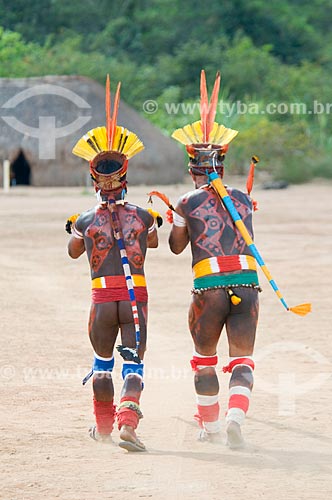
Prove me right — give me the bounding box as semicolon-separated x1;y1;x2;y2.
0;76;185;186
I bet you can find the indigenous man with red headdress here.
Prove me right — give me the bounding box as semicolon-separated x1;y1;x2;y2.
66;76;160;451
168;71;260;448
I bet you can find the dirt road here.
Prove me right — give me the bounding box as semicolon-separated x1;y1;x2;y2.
1;180;331;499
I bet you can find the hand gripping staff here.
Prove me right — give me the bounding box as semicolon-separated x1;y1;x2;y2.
208;162;311;316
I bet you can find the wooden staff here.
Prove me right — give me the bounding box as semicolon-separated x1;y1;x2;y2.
208;170;311;316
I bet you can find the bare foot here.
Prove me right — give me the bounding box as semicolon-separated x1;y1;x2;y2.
119;424;146;452
226;421;245;449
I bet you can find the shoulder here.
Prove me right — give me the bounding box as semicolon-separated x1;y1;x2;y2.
177;188;199;203
176;188;212;215
176;188;206;207
227;186;252;205
75;206;102;230
124;203;154;226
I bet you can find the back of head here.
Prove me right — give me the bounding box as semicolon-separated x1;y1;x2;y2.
72;75;144;200
171;70;238;180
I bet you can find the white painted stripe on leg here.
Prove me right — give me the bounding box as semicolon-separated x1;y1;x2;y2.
229;386;251;398
226;408;245;425
193;350;217;358
229;355;254;362
196;364;217;370
196;394;219;406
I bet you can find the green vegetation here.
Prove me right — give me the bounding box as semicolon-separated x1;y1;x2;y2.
1;0;331;182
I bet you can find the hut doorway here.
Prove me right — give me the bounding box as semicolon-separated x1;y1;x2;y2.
10;149;31;186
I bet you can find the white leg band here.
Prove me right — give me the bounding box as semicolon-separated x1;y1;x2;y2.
229;386;251;398
196;394;219;406
226;408;246;425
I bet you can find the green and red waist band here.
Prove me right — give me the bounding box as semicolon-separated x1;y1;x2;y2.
192;255;259;291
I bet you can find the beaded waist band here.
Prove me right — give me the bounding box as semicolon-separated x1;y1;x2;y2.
192;255;257;279
193;271;260;292
92;274;146;289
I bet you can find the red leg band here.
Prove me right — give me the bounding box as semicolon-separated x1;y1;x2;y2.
194;402;220;427
222;357;255;373
93;398;116;435
117;397;141;431
190;355;218;372
228;394;250;413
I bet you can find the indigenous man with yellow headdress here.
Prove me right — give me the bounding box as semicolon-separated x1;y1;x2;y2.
67;76;160;451
168;71;260;448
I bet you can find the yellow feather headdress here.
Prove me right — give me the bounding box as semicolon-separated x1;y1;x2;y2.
72;75;144;162
72;75;144;192
72;124;144;162
172;71;238;167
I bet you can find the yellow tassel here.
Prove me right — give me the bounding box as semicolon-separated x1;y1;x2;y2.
227;289;242;305
288;303;312;316
147;208;163;228
147;208;160;219
67;213;80;225
65;213;80;234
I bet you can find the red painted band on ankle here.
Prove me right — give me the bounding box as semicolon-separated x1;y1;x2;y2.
93;398;116;435
117;408;139;430
196;402;220;423
228;394;249;413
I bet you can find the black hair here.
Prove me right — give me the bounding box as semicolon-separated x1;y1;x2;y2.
190;165;224;176
95;159;122;174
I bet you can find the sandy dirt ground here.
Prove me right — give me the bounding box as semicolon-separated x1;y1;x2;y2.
1;179;332;500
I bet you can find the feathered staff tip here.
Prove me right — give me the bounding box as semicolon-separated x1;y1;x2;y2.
246;155;260;195
147;190;175;211
288;303;312;316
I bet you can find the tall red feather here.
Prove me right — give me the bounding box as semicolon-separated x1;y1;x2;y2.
200;70;208;142
110;82;121;149
105;74;111;150
206;71;220;141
